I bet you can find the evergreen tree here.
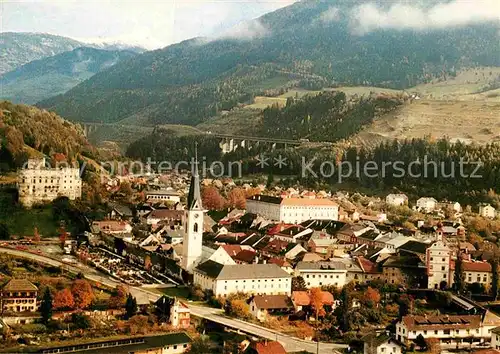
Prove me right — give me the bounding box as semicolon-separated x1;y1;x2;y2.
40;288;53;324
125;294;137;319
454;250;465;294
491;258;499;300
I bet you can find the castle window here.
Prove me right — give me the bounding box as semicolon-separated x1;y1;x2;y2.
193;223;198;233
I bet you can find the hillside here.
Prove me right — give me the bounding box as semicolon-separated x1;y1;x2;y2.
0;47;137;104
0;101;97;171
37;0;500;126
0;32;86;74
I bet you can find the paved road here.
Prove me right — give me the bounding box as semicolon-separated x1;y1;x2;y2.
0;247;346;353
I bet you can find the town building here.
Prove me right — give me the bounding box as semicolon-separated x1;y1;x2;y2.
246;195;339;224
291;290;334;313
249;294;293;322
1;279;38;313
17;158;82;207
169;298;190;329
193;262;292;297
38;333;192;354
492;326;500;350
451;260;493;288
426;232;452;289
385;194;408;207
294;261;347;288
361;332;402;354
181;157;204;273
145;189;181;204
479;204;497;219
245;341;287;354
91;220;133;234
396;312;500;348
416;197;438;213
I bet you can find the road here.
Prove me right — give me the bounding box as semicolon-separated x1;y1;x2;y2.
0;247;346;353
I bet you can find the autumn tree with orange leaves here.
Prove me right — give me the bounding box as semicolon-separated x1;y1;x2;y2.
108;285;128;309
202;186;225;210
53;288;74;310
310;287;326;320
71;279;95;309
227;188;246;209
33;227;41;243
363;287;381;308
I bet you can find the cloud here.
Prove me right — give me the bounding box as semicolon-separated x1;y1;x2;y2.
215;19;270;40
320;7;340;23
350;0;500;35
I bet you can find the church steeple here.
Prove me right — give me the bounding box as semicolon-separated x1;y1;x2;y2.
187;144;202;210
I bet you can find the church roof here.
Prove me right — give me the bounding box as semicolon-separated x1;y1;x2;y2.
187;153;202;210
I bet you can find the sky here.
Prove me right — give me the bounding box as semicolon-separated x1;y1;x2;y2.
1;0;298;50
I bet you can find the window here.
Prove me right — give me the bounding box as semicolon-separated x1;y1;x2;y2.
193;223;198;232
444;329;450;335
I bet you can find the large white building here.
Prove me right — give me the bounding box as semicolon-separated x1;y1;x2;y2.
193;262;291;297
181;158;204;273
385;194;408;207
294;261;348;288
416;197;438;213
426;232;452;289
396;312;500;348
17;158;81;207
246;195;339;224
479;204;497;219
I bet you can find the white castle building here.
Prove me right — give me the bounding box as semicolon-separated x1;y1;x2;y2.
426;230;452;289
17;158;82;207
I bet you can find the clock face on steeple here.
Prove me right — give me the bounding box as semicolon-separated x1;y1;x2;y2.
194;213;199;219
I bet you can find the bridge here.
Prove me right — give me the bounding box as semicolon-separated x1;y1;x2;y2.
79;122;302;153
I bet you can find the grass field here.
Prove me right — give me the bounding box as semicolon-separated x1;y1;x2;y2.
0;206;57;238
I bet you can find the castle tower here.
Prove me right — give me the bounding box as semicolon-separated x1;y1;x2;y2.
181;150;204;272
426;230;451;289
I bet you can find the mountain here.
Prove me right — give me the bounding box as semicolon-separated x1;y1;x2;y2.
0;32;86;74
0;101;97;171
37;0;500;126
0;47;138;104
0;32;146;75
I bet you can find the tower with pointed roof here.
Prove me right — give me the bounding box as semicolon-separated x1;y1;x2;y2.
182;149;204;272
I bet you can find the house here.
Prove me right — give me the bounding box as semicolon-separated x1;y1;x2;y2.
245;340;287;354
246;195;339;224
291;290;334;313
361;332;402;354
479;204;497;219
450;259;493;288
426;233;452;289
249;295;294;322
385;194;408;207
491;326;500;350
381;255;427;288
155;296;190;329
91;220;132;234
416;197;438;213
396;312;500;348
207;246;237;266
193;261;292;297
145;189;181;203
233;249;257;264
1;279;38;313
108;202;133;220
268;257;293;274
37;333;192;354
147;210;184;226
294;261;347;288
440;201;462;214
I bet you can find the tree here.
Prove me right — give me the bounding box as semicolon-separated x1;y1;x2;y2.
201;186;225;210
33;227;40;243
53;288;74;310
70;312;90;329
426;337;441;354
144;255;152;271
336;282;355;332
127;315;149;335
310;287;326;320
125;294;138;319
71;279;94;309
0;222;10;240
108;285;128;309
224;299;250;319
415;334;426;349
454;250;465;294
266;172;274;188
58;225;67;249
186;337;213;354
227;188;246;209
363;287;381;308
491;257;499;300
292;276;307;291
40;288;53;324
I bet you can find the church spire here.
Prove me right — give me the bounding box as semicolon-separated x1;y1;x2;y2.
187;143;202;210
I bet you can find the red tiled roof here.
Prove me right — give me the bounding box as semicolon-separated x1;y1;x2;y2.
357;256;381;274
450;260;492;272
148;209;183;220
221;245;243;257
252;295;293;310
233;249;256;263
251;341;287;354
267;223;295;235
268;257;291;268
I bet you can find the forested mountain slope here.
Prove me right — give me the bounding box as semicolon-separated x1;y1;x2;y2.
37;0;500;126
1;47;137;104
